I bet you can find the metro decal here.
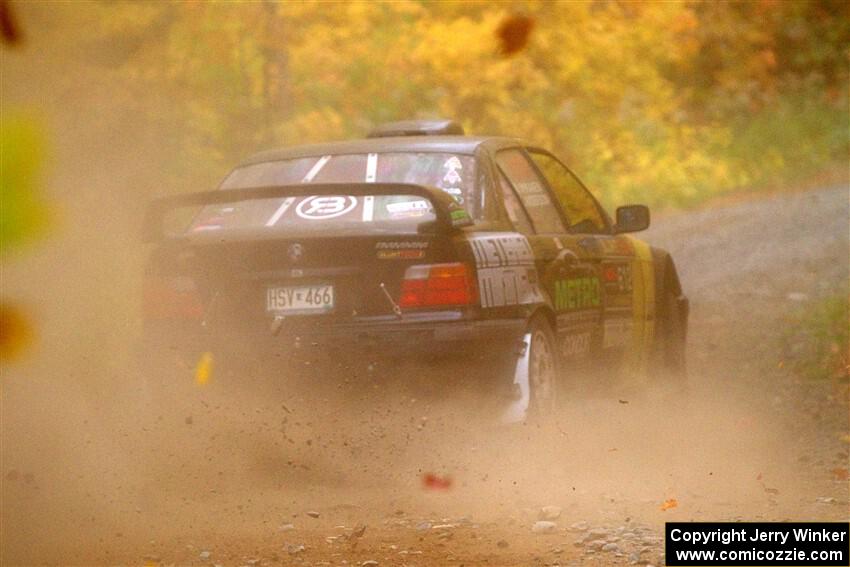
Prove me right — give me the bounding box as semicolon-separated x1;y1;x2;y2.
554;277;601;310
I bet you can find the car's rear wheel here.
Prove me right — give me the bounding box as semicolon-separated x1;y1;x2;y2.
527;315;559;419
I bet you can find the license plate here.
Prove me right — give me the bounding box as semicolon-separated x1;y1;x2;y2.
266;284;334;314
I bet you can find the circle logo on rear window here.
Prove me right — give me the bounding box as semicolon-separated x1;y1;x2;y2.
295;196;358;220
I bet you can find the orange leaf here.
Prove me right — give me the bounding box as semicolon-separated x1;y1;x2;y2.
660;498;678;511
496;14;535;57
422;473;452;491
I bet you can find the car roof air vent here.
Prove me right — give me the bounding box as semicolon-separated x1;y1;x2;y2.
367;119;465;138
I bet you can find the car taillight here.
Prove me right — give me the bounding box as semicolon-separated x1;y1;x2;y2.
399;263;477;308
143;275;204;320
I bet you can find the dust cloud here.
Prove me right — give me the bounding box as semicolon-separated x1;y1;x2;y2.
2;351;816;565
2;6;847;567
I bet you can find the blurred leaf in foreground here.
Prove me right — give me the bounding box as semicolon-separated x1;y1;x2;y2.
195;351;213;385
0;0;22;46
0;114;48;254
0;302;33;362
496;13;534;56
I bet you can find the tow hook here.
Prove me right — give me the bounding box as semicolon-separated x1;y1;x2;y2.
270;314;285;336
379;282;403;319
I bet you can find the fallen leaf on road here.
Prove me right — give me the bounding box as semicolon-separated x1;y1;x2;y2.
660;498;678;511
423;473;452;490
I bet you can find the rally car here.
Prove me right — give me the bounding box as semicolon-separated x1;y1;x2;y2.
142;119;688;420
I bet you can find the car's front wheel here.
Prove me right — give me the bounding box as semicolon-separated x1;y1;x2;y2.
654;289;688;390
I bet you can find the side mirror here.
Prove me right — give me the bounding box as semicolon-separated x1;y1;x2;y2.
614;205;650;233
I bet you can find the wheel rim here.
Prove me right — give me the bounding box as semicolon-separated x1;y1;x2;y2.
529;327;556;413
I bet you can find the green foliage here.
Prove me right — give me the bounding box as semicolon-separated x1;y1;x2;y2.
787;294;850;382
725;92;849;192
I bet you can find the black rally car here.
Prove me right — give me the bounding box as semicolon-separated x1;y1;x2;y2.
143;119;688;418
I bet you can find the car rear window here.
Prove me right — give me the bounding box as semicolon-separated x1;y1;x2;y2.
188;192;446;236
205;153;479;233
189;152;474;233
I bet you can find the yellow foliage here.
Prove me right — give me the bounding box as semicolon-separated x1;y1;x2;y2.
27;1;847;207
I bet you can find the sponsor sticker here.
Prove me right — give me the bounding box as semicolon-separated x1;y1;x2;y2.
385;199;430;218
600;237;635;256
603;263;633;293
375;240;428;260
295;196;358;220
444;169;462;185
450;208;472;226
375;241;429;250
377;249;425;260
469;233;541;308
603;318;632;348
554;276;601;310
386;200;430;214
443;156;463;170
562;332;591;358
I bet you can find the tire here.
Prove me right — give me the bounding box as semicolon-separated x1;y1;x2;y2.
526;315;560;419
654;289;688;390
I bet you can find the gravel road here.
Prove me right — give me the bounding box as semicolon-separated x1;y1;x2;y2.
2;186;848;567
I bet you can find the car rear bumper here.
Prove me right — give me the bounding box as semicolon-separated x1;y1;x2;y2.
140;314;527;360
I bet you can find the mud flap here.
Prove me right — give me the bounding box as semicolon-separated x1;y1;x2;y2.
501;332;532;423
